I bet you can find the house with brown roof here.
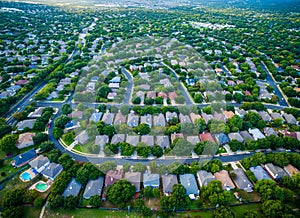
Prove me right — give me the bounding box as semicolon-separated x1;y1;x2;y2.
171;133;184;143
214;170;235;190
190;112;201;124
147;91;156;99
104;169;123;187
284;164;299;177
158;92;167;99
16;132;36;149
162;174;178;195
213;112;227;123
124;172;141;192
199;133;215;144
168;92;178;100
224;111;235;119
114;111;126;125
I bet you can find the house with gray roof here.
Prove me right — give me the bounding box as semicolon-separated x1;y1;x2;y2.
153;113;166;127
83;177;104;199
28;107;44;118
283;113;297;125
214;133;229;145
127;113;139;127
102;112;115;125
270;112;284;121
156;136;170;148
16;119;36;131
162;174;178;195
29;155;49;173
231;168;253;192
124;172;141;192
197;170;215;187
213;112;227;123
263;127;278;137
248;128;265;141
75;130;89;145
235;108;246;118
165;112;177;122
179;174;199;199
258;111;272;122
95;135;109;147
240;131;254;142
265;163;288;180
89;112;103;123
126;135;140;146
249;166;271;181
62;178;82;197
141;135;154;147
228;132;244;143
140;114;152;127
111;134;125;144
179;113;192;123
186;136;200;145
42;162;63;180
143;173;160;188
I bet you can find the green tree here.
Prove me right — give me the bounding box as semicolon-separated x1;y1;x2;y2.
106;180;136;206
213;206;235;218
151;145;163;158
89;195;101;207
58;153;73;169
133;163;147;172
136;143;151;158
0;134;18;153
135;123;151;135
33;132;48;145
62;104;72;115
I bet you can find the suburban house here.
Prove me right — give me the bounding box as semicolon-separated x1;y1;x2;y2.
75;130;89;145
171;133;184;143
29;155;50;173
127;113;139;127
69;111;83;119
283;113;297;125
235;108;246;118
41;162;63;180
228;132;244;143
124;172;141;192
156;135;170;148
284;164;299;177
213;112;227;123
16;119;36;131
179;113;192;123
102;112;115;125
114;111;126;125
199;133;215;144
179;174;199;199
248;128;265;141
186;136;200;145
143;173;160;188
240;131;254;142
111;134;125;144
28;107;44;118
16;132;36;149
141;135;154;147
64;120;80;131
89;112;103;123
197;170;215;187
263;127;278;137
140;114;152;127
214;133;229;145
162;174;178;195
264;163;288;180
62;178;82;197
224;111;235;119
126;135;140;146
214;170;235;190
231;168;253;192
270;112;284;121
153;113;166;127
12;149;37;167
258;111;272;122
201;113;213;124
95;135;109;147
165;112;177;122
104;169;123;187
83;177;104;199
190;112;201;124
249;166;271;181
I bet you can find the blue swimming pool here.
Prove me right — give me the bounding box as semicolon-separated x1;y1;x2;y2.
20;172;32;181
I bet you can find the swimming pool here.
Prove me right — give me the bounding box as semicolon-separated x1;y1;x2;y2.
35;181;49;192
20;172;32;182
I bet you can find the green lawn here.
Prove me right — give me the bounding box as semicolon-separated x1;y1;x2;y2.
231;203;263;217
24;206;41;218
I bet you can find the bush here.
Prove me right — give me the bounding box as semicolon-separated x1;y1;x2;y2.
34;196;45;208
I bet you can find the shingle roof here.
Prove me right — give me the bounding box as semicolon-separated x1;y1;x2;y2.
240;131;254;142
162;174;178;193
83;177;104;199
29;155;49;170
156;136;170;148
126;135;140;146
231;168;253;192
214;133;229;145
214;170;235;190
141;135;154;146
179;174;199;195
111;134;125;144
153;113;166;127
41;162;63;180
143;173;160;188
249;166;271;181
62;178;82;197
265;163;288;179
228;132;244;142
186;136;200;145
90;112;103;123
197;170;215;187
124;172;141;192
95;135;109;146
13;149;37;167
